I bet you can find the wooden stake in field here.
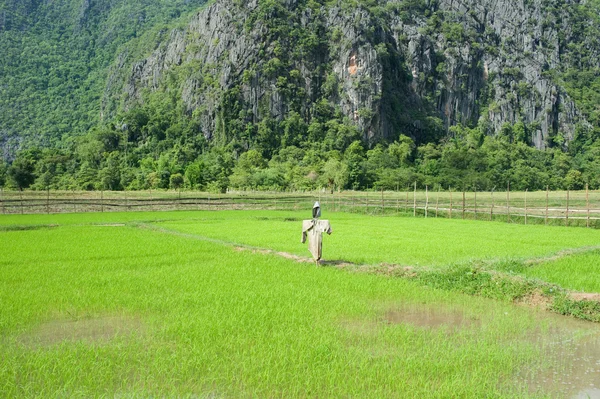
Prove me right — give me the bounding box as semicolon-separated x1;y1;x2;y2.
425;185;429;218
545;186;549;226
20;190;24;214
566;189;570;227
381;189;385;214
524;189;528;225
72;189;76;213
587;183;590;228
413;181;417;217
506;182;510;223
405;189;409;213
46;188;50;215
101;190;104;213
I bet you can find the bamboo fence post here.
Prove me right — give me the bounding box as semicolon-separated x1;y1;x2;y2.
462;189;466;219
435;186;440;218
545;186;549;225
331;192;334;213
506;182;510;223
524;189;528;225
449;188;453;219
425;185;429;218
413;181;417;217
566;189;570;227
587;183;590;228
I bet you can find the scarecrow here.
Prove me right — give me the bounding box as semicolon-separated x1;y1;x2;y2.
301;202;332;264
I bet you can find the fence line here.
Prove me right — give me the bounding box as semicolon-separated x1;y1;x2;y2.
2;186;600;228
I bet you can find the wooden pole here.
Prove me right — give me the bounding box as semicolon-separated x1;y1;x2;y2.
381;189;384;214
566;189;570;227
413;181;417;217
587;183;590;228
545;186;549;226
366;190;369;214
396;190;399;214
20;190;23;214
425;185;429;218
506;182;510;223
46;188;50;215
405;189;409;213
524;189;528;225
101;190;104;213
0;188;4;214
73;189;76;213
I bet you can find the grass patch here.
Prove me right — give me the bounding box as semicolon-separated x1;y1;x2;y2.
3;210;600;396
0;221;567;397
523;250;600;292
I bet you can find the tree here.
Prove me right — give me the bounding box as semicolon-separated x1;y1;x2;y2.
389;135;415;166
0;161;7;188
184;162;203;189
170;173;184;190
321;158;349;193
98;152;122;190
8;157;36;190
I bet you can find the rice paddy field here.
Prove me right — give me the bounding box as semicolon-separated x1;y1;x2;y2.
2;209;600;398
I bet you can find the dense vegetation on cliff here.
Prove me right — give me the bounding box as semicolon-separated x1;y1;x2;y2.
2;0;600;192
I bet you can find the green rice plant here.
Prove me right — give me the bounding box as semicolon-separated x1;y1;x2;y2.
523;250;600;292
0;220;577;398
154;210;600;266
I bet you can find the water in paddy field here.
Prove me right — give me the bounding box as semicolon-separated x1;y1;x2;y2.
513;314;600;399
380;305;600;398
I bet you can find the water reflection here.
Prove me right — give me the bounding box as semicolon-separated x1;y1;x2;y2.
516;314;600;398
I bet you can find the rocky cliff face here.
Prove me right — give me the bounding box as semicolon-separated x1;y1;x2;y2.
108;0;593;149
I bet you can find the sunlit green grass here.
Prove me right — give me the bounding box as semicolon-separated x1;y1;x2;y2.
0;218;565;397
523;250;600;292
154;210;600;266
